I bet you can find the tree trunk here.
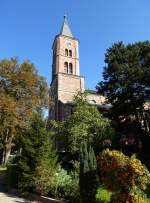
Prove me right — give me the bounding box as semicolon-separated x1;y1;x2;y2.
2;137;12;165
2;145;11;165
2;150;5;165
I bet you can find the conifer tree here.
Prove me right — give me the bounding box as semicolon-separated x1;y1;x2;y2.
79;143;99;203
18;113;57;194
97;41;150;152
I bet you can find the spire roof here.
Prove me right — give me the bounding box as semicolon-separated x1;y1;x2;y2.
60;15;73;38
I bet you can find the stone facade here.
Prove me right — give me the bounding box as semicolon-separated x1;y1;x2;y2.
52;35;80;76
86;90;105;105
49;16;105;122
58;73;85;103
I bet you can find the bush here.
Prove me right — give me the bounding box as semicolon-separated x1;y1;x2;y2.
7;154;17;164
69;161;80;203
53;166;72;198
97;149;150;203
7;153;20;165
96;186;112;203
79;143;99;203
7;164;18;190
34;159;57;196
50;163;80;202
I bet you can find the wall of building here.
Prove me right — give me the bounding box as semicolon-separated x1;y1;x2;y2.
86;92;106;105
53;36;80;76
58;73;85;103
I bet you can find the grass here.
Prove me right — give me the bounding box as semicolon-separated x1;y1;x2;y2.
0;165;7;172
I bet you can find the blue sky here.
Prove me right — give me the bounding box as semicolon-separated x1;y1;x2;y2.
0;0;150;90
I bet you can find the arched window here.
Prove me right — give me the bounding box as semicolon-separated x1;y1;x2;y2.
69;50;72;57
64;62;68;73
65;49;68;56
69;63;73;74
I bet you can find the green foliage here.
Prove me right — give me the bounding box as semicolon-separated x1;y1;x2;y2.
51;164;80;202
97;41;150;148
80;143;99;203
18;114;58;194
97;149;150;203
34;159;56;195
51;92;113;153
7;164;18;190
7;154;19;164
53;166;72;197
96;186;112;203
69;161;80;203
0;58;48;164
146;184;150;198
0;165;7;172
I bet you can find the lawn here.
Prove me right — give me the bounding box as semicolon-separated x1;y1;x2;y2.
0;165;7;172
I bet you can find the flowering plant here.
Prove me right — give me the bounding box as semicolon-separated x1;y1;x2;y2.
97;149;150;202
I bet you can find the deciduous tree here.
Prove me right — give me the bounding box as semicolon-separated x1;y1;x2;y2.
0;58;48;164
51;92;113;154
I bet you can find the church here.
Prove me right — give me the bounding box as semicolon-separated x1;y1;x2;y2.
48;16;106;122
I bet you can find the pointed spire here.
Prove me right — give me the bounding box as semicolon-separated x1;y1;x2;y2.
60;15;73;38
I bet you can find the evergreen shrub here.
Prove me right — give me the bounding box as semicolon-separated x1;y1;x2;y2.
79;143;99;203
7;164;18;190
18;114;58;195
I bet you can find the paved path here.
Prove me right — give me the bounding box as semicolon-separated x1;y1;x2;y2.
0;192;64;203
0;192;36;203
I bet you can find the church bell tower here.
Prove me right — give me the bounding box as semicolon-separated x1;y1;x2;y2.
49;16;85;121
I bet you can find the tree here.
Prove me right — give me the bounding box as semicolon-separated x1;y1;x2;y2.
0;58;48;164
97;149;150;203
51;92;113;154
97;41;150;152
0;93;20;164
18;114;58;194
79;143;99;203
